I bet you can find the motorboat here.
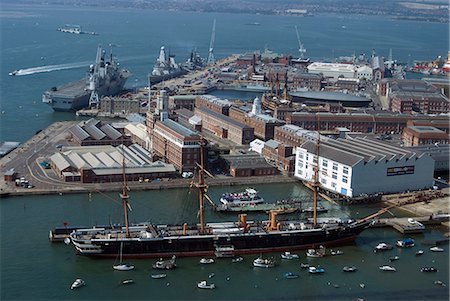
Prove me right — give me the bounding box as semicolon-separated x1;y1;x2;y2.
151;274;167;279
153;255;177;270
197;280;215;289
430;246;444;252
330;250;344;256
300;263;310;269
396;238;415;248
374;243;393;252
359;283;365;288
121;279;134;285
220;188;264;206
113;263;135;271
231;256;243;263
253;257;275;268
208;273;215;278
389;256;400;262
302;206;328;213
306;246;326;258
281;252;299;260
420;267;438;272
284;272;299;279
308;266;325;274
379;265;396;272
343;266;357;272
434;280;446;287
415;250;424;256
70;278;85;290
200;258;215;264
9;70;19;76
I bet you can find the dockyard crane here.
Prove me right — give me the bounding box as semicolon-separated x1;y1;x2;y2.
294;25;306;59
207;19;216;65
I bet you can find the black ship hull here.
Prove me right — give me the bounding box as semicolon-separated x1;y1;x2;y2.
72;221;369;258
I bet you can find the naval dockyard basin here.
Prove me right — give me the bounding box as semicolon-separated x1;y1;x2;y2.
1;50;449;227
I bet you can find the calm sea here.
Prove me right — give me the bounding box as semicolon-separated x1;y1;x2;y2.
0;4;449;300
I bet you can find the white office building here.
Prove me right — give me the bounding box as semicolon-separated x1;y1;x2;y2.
307;62;373;81
294;135;435;197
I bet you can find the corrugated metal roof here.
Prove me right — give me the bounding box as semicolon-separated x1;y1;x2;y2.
81;152;104;168
83;123;106;140
95;152;120;168
92;165;176;175
50;153;71;171
128;144;153;164
67;152;88;169
161;119;199;138
69;125;90;141
100;124;122;140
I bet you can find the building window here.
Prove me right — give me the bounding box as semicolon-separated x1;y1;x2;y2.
299;153;304;159
331;182;336;189
321;178;327;185
298;162;303;169
322;159;328;168
343;167;349;174
332;163;338;171
342;176;348;183
332;172;337;180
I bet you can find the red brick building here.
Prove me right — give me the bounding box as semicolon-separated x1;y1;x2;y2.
402;126;449;147
195;95;232;116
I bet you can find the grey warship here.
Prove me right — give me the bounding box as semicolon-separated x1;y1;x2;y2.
149;46;187;85
42;45;130;112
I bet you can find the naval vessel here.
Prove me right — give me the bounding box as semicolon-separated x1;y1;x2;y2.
42;45;130;112
149;46;187;85
68;140;372;259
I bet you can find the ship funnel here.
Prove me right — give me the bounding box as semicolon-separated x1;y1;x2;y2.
239;214;247;232
268;211;278;231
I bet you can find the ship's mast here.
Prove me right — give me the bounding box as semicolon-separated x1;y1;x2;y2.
195;139;207;233
311;118;321;227
120;146;130;238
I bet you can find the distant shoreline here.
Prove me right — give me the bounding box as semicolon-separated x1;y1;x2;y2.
1;2;448;24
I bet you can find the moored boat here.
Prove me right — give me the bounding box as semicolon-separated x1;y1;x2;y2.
70;278;85;290
197;280;215;289
306;246;326;258
379;265;396;272
300;263;310;269
121;279;134;285
284;272;299;279
374;243;393;252
430;246;444;252
151;274;167;279
200;258;215;264
308;266;325;274
420;267;438;272
67;139;372;259
113;263;135;271
396;238;415;248
253;257;275;268
220;188;264;206
389;256;400;262
330;249;344;256
231;256;243;263
415;250;424;256
343;266;357;272
153;256;177;270
281;252;299;260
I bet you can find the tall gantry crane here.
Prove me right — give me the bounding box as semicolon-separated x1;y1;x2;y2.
295;25;306;59
207;19;216;65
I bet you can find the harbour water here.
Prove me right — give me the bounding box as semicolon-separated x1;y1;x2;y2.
1;4;449;300
1;183;449;300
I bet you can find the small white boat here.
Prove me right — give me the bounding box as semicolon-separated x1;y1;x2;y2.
389;256;400;262
122;279;134;285
113;263;135;271
151;274;167;279
420;267;438;273
153;255;177;270
343;266;357;272
253;257;275;268
415;250;424;256
379;265;396;272
300;263;310;269
197;280;215;289
359;283;365;288
430;246;444;252
281;252;299;260
70;278;85;290
231;256;243;263
284;272;299;279
434;280;446;287
200;258;215;264
308;266;325;274
330;250;344;256
374;243;393;252
306;246;326;258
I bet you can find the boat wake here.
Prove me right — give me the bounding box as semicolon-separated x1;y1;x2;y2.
10;61;91;76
